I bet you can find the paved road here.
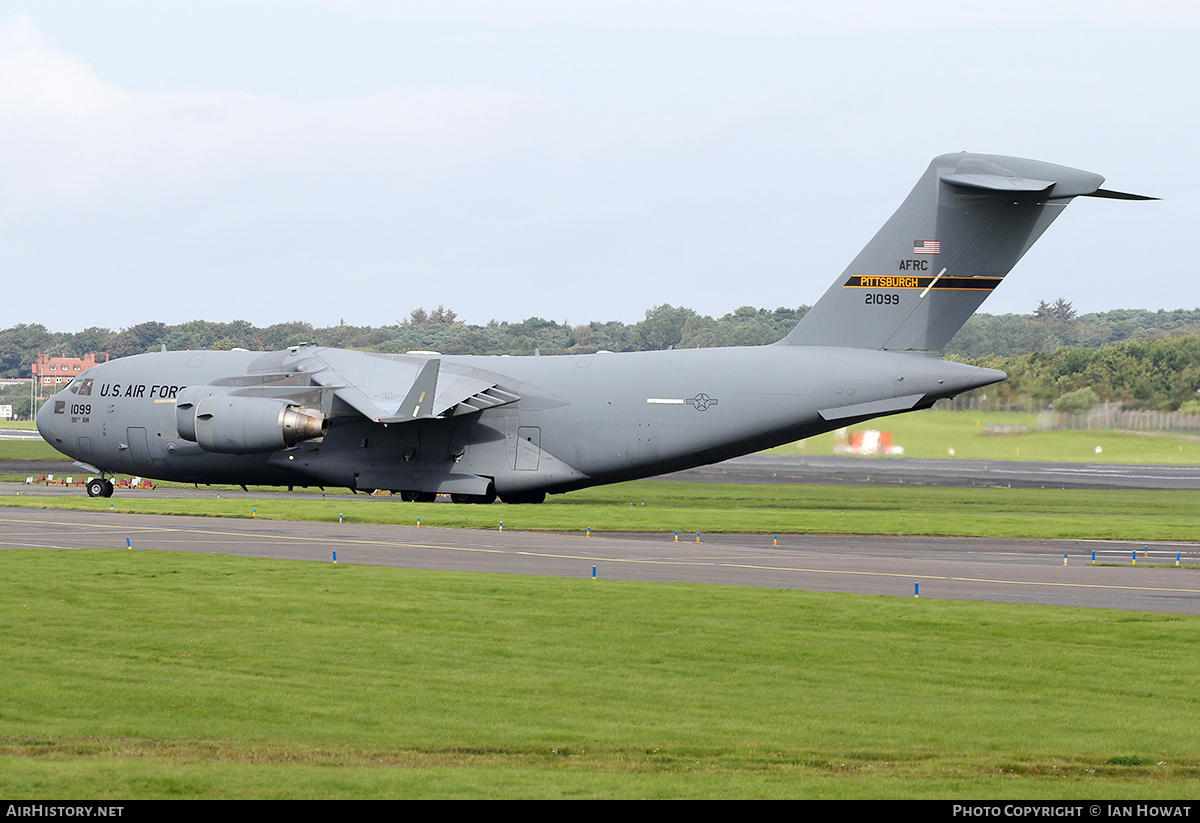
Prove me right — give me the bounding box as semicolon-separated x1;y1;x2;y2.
1;508;1197;615
0;429;43;440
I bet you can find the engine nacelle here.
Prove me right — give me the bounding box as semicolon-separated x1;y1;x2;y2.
183;394;325;454
174;385;227;442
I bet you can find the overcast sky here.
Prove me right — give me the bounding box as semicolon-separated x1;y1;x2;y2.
0;1;1195;333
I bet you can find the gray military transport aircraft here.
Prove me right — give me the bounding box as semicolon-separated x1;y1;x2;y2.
38;153;1152;503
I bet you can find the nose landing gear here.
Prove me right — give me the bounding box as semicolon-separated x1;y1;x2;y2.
85;477;115;498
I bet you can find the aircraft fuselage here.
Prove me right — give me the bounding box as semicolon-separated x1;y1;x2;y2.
36;344;1003;497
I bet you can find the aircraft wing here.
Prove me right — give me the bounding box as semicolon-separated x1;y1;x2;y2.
309;349;519;423
169;346;522;455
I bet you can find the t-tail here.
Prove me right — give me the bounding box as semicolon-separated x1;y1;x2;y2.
779;152;1155;352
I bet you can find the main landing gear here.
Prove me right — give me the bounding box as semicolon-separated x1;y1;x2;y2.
86;478;115;498
399;490;437;503
498;491;546;505
450;485;498;505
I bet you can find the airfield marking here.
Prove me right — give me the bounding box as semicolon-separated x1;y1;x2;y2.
715;562;1200;596
0;515;510;556
3;513;1198;602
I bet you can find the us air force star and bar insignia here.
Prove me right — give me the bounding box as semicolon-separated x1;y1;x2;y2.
644;394;720;410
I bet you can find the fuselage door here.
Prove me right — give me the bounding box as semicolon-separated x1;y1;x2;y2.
515;426;541;471
126;427;152;465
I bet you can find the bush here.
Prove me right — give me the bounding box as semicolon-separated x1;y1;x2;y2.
1053;386;1099;414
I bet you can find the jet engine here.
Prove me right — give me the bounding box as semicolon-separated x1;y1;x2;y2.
174;385;225;443
176;392;325;454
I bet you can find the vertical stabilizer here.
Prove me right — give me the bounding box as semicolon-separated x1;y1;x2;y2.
779;153;1135;351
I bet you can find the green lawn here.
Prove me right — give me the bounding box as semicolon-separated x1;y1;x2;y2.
2;549;1197;798
0;422;60;462
772;410;1200;464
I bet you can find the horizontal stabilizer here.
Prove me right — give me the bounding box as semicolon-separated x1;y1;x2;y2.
940;173;1054;192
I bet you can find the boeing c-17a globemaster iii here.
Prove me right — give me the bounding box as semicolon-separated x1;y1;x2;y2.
38;153;1153;502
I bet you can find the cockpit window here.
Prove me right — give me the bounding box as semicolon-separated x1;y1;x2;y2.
68;376;93;396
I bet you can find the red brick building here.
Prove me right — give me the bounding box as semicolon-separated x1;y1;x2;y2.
31;353;104;387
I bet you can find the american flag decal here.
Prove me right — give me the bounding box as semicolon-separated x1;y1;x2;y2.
913;240;940;255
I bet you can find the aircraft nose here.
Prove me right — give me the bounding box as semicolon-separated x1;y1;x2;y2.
35;391;58;442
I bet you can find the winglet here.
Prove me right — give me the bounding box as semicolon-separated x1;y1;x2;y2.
394;358;440;420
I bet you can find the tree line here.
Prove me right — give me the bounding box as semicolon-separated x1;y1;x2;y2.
0;305;805;378
955;336;1200;413
947;304;1200;359
4;300;1200;414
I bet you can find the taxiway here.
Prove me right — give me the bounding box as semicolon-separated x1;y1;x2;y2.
1;507;1196;615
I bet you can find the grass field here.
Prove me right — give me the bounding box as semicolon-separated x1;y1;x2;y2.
771;410;1200;464
0;440;61;461
2;549;1198;799
5;481;1200;543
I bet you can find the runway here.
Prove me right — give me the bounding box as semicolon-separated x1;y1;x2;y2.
1;507;1197;615
8;452;1200;491
0;429;42;440
657;454;1200;490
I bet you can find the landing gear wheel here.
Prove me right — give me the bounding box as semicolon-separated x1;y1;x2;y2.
500;491;546;505
400;490;437;503
86;478;106;498
451;484;497;504
103;479;114;497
